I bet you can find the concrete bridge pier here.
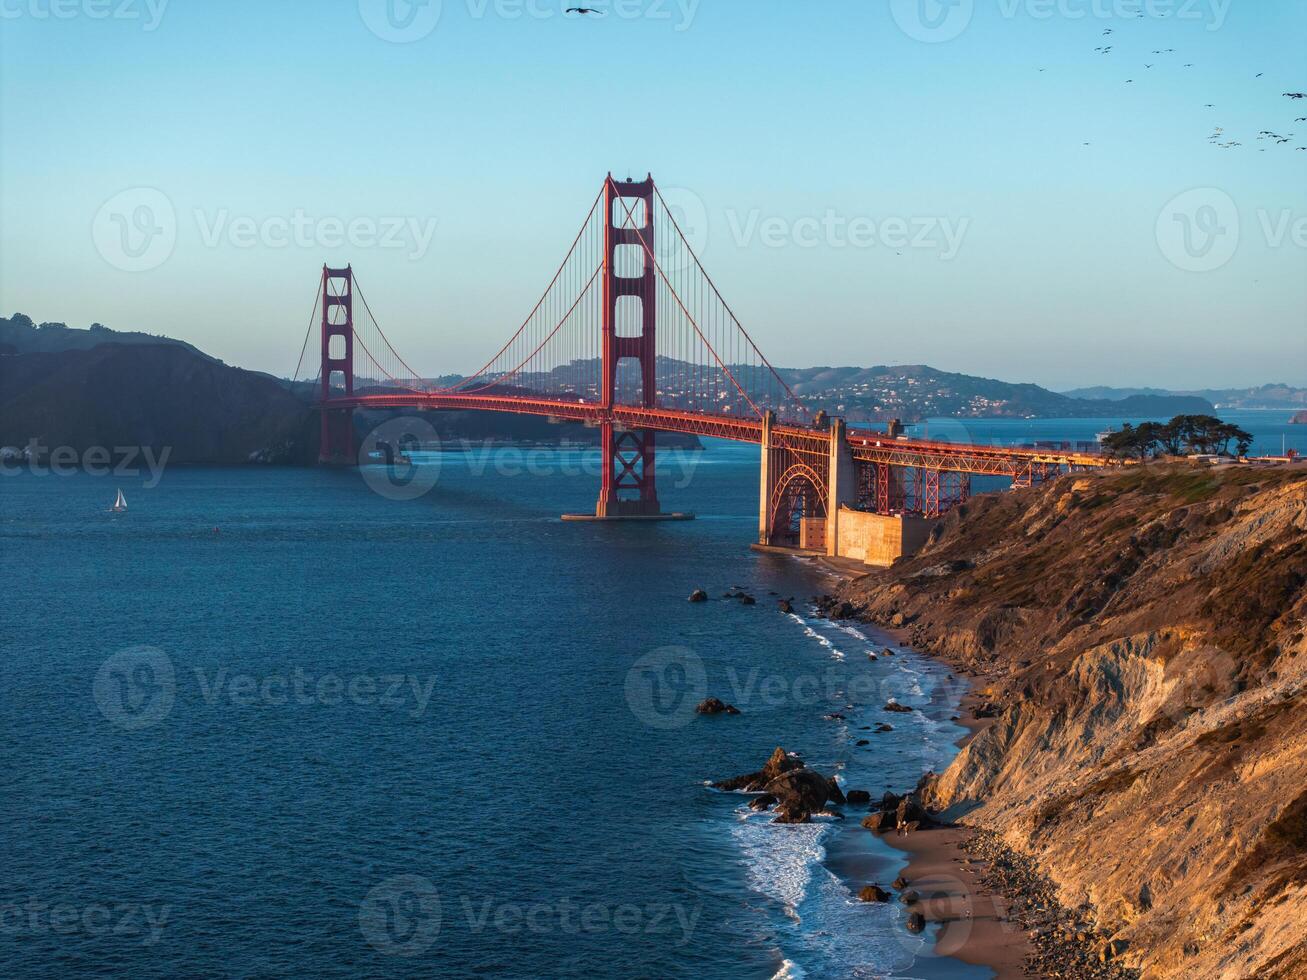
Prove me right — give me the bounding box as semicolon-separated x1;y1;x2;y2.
824;418;856;557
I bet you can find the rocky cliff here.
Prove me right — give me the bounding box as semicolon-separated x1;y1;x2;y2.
838;464;1307;979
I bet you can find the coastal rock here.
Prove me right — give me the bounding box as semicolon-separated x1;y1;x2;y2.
906;912;926;933
884;701;914;713
856;739;870;746
826;777;846;806
771;800;811;824
712;746;803;792
864;809;897;832
867;652;878;661
696;697;740;716
764;768;833;813
738;593;757;606
876;723;894;732
688;589;708;603
846;789;871;805
859;885;892;903
778;599;793;614
900;889;920;905
748;793;778;812
892;875;909;891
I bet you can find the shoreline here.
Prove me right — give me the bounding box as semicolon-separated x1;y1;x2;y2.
815;558;1035;980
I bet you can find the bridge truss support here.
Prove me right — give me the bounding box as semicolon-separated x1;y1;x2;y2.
319;265;355;465
759;413;838;549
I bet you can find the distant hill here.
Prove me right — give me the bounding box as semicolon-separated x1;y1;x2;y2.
1063;383;1307;411
775;364;1214;421
0;342;320;464
0;313;215;361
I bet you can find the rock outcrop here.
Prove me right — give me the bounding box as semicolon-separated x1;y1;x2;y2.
714;747;842;824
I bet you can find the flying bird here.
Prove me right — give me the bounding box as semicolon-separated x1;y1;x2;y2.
1256;73;1264;78
565;6;604;14
1103;28;1114;35
1285;93;1307;99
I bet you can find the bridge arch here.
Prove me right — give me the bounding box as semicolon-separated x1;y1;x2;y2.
767;462;828;547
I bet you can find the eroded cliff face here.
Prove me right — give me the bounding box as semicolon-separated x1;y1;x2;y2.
839;465;1307;979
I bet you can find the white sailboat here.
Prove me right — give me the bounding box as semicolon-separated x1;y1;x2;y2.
111;488;127;513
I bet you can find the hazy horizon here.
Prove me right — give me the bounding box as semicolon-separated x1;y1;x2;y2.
2;1;1304;390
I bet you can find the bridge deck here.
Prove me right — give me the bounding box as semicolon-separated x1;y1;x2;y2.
331;392;1112;475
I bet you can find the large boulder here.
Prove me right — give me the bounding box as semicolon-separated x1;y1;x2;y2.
825;777;847;806
712;747;803;792
696;697;740;716
859;885;891;903
688;589;708;603
846;789;871;805
763;768;833;814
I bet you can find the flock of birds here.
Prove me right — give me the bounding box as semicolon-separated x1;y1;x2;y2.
1069;24;1306;152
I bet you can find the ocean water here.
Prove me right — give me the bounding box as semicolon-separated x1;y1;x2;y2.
0;439;988;979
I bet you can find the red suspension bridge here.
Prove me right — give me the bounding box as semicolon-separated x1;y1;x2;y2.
296;174;1110;553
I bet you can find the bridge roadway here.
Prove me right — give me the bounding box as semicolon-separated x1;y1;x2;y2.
335;391;1110;477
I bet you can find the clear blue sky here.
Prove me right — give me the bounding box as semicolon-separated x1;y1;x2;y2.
2;0;1304;389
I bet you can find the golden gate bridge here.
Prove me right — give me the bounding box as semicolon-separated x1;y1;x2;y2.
294;174;1109;552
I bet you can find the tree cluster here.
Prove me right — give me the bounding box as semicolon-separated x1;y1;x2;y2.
1101;415;1253;460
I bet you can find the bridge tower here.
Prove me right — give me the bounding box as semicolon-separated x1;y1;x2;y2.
319;265;355;464
596;174;661;518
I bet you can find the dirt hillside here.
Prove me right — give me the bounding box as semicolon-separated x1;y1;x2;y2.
838;464;1307;979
